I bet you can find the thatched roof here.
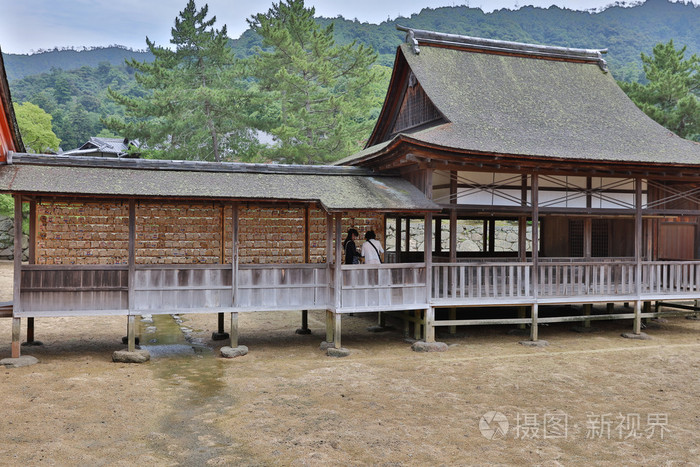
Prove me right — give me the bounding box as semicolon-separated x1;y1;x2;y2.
0;154;440;212
340;28;700;169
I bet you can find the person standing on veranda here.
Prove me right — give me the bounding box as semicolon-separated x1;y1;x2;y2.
361;230;384;264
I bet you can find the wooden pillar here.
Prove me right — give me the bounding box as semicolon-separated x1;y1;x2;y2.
230;312;239;347
326;310;334;343
333;312;342;349
26;199;36;344
583;303;592;328
634;178;643;334
583;218;592;259
396;217;402;260
518;216;527;262
300;205;311;332
633;300;642;334
126;199;136;351
449;202;457;334
333;213;343;347
530;174;540;341
12;195;22;358
424;211;433;342
231;203;240;347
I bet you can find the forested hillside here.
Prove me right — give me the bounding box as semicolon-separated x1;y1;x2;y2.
3;0;699;151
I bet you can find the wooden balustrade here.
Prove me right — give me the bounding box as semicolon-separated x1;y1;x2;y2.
237;264;330;311
339;263;426;312
15;260;700;317
20;265;128;317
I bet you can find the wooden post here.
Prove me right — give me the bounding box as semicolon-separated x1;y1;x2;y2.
424;212;433;341
127;199;136;351
583;218;592;259
333;312;342;349
530;303;538;341
26;199;36;344
531;174;540;341
216;203;227;338
583;303;592;328
12;195;22;358
414;310;422;340
333;214;342;347
425;308;435;343
230;312;239;347
449;307;457;334
518;306;526;330
634;178;643;334
127;316;136;352
396;217;402;260
231;203;239;347
326;310;334;343
634;300;642;334
300;205;311;333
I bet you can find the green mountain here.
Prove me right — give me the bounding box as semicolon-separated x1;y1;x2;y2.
3;0;699;150
3;46;153;82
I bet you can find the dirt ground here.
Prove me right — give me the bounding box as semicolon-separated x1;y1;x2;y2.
2;260;700;465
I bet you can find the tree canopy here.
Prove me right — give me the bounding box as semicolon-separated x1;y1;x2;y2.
12;101;60;153
247;0;382;164
619;40;700;141
104;0;258;161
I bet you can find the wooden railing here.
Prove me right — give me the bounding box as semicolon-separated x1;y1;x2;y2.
15;260;700;317
19;264;128;317
432;260;639;303
339;263;426;312
133;264;232;313
432;262;530;302
237;264;329;311
537;261;637;298
641;261;700;295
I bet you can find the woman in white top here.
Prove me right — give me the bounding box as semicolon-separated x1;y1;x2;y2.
361;230;384;264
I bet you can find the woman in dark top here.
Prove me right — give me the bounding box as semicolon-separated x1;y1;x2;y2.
343;228;360;264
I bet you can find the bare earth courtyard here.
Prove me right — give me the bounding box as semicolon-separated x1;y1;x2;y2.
2;260;700;465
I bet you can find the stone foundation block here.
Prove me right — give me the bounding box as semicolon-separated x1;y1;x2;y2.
519;340;549;347
112;349;150;363
411;341;448;352
1;355;39;368
327;347;350;357
319;341;335;351
221;345;249;358
621;332;651;340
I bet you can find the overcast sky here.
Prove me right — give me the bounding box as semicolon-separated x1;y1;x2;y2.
0;0;696;54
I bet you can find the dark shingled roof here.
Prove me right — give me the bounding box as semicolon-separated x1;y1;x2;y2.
0;154;440;212
340;30;700;167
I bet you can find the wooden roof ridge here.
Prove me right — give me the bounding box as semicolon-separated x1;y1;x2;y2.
7;152;387;177
396;25;609;72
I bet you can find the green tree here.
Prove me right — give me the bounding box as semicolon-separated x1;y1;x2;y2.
247;0;382;164
12;102;61;153
620;40;700;141
105;1;257;162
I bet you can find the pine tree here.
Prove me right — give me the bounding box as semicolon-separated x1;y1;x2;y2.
105;1;258;162
620;40;700;141
247;0;381;164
